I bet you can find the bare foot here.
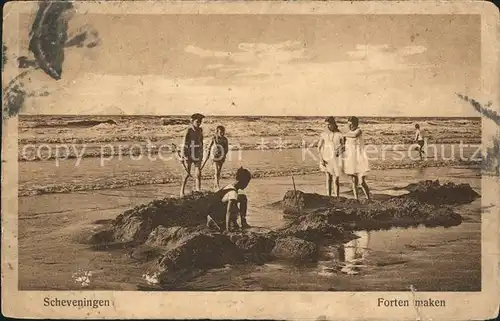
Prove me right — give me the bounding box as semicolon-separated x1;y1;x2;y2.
241;220;251;229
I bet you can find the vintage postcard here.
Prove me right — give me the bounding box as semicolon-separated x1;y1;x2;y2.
2;0;499;319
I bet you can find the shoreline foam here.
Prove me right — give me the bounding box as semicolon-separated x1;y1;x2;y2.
19;159;481;196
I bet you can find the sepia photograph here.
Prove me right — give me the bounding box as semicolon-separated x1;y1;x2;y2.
2;1;498;319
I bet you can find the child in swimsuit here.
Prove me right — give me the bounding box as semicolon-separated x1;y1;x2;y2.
179;113;204;197
206;125;229;190
207;167;252;231
414;123;425;160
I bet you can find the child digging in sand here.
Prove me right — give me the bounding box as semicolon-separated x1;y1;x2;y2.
343;116;371;201
318;117;344;197
205;125;229;190
207;167;252;231
179;113;205;197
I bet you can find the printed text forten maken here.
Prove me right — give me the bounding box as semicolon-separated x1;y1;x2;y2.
377;298;446;307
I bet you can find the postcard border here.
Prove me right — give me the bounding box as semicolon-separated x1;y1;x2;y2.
2;1;499;320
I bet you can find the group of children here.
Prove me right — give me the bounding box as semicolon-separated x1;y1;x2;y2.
317;117;426;199
177;113;426;231
179;113;230;197
178;113;250;232
317;116;371;200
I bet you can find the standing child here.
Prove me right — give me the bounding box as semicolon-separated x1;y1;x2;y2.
414;123;425;160
206;125;229;190
179;113;205;197
343;116;371;201
317;117;344;197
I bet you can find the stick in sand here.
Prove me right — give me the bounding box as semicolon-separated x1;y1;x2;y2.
206;215;221;231
200;155;211;172
291;175;297;193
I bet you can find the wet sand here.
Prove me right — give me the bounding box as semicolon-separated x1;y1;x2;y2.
19;145;481;196
19;167;481;291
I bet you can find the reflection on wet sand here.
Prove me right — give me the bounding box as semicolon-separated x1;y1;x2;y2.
339;231;370;275
318;230;371;276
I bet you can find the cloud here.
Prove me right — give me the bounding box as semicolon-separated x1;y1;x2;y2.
206;64;226;70
346;44;391;59
189;42;428;85
184;45;229;58
21;41;473;117
236;41;305;63
185;41;307;79
398;45;427;56
186;41;305;63
21;54;477;117
346;44;428;72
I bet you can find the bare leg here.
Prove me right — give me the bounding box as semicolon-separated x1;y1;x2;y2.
180;161;192;197
351;175;359;200
334;176;340;198
213;162;219;190
218;161;224;187
227;202;239;231
214;162;222;190
238;194;250;228
326;173;333;196
418;143;425;160
194;163;201;192
360;176;371;200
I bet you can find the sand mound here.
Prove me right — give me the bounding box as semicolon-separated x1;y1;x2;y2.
329;198;462;229
402;180;480;204
282;180;480;215
229;233;276;252
154;229;244;271
88;179;474;288
145;226;195;248
271;237;318;261
282;191;361;215
278;180;475;239
111;192;218;244
277;211;352;242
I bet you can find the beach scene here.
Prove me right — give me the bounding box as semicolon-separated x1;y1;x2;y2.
18;114;483;291
3;3;490;294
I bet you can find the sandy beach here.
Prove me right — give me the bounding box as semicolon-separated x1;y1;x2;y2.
18;116;482;291
19;168;481;291
4;6;497;320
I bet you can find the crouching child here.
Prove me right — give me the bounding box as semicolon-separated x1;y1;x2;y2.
207;167;252;232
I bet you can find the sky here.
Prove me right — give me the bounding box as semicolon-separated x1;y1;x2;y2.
12;13;482;116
